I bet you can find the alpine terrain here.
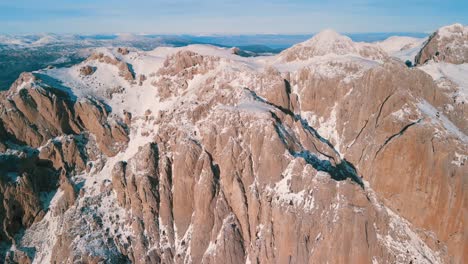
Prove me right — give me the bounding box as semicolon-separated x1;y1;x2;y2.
0;24;466;264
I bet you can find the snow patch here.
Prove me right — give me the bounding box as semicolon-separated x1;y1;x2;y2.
451;152;467;167
376;36;426;63
316;103;342;155
377;207;442;264
265;159;316;212
419;62;468;103
417;99;467;142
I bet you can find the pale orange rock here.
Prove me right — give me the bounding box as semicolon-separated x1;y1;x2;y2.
0;24;465;264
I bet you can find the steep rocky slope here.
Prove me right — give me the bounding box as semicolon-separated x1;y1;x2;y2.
416;23;468;65
0;25;466;264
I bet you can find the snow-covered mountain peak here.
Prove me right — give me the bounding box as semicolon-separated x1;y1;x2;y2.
32;35;60;46
302;29;350;46
292;29;354;55
415;23;467;65
278;29;387;62
437;23;467;39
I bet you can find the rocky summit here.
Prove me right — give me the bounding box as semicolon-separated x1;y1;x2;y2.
0;24;467;264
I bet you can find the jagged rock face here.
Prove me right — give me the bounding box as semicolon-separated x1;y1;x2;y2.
38;135;87;173
4;248;33;264
74;98;129;157
153;51;219;100
0;83;80;147
0;25;467;264
416;23;468;65
0;152;58;243
105;136;422;264
111;143;161;263
288;60;467;262
0;79;129;157
0;69;129;258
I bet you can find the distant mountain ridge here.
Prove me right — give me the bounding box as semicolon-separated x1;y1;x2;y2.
0;32;428;49
0;32;427;91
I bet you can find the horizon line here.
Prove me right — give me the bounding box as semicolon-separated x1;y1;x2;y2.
0;31;431;36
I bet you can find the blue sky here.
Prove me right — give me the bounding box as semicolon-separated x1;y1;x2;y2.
1;0;467;34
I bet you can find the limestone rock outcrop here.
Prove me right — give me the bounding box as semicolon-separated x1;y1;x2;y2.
79;66;95;76
117;47;130;55
0;24;466;264
416;23;468;65
0;77;129;157
0;151;58;243
74;98;129;156
288;60;467;262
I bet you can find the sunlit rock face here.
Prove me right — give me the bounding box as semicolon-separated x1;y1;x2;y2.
416;23;468;65
0;26;466;264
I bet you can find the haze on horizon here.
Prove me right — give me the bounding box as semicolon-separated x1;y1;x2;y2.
1;0;467;35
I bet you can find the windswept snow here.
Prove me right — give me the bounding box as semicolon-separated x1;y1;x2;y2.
376;36;426;63
419;62;468;102
436;23;468;40
376;36;424;53
451;152;467;167
266;159;317;212
316;103;341;154
363;181;443;264
417;99;468;143
378;207;442;264
272;53;379;81
18;190;64;264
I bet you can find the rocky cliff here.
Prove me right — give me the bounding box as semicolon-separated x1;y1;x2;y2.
0;25;466;264
416;23;468;65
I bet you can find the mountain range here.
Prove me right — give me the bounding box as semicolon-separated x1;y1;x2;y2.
0;23;466;263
